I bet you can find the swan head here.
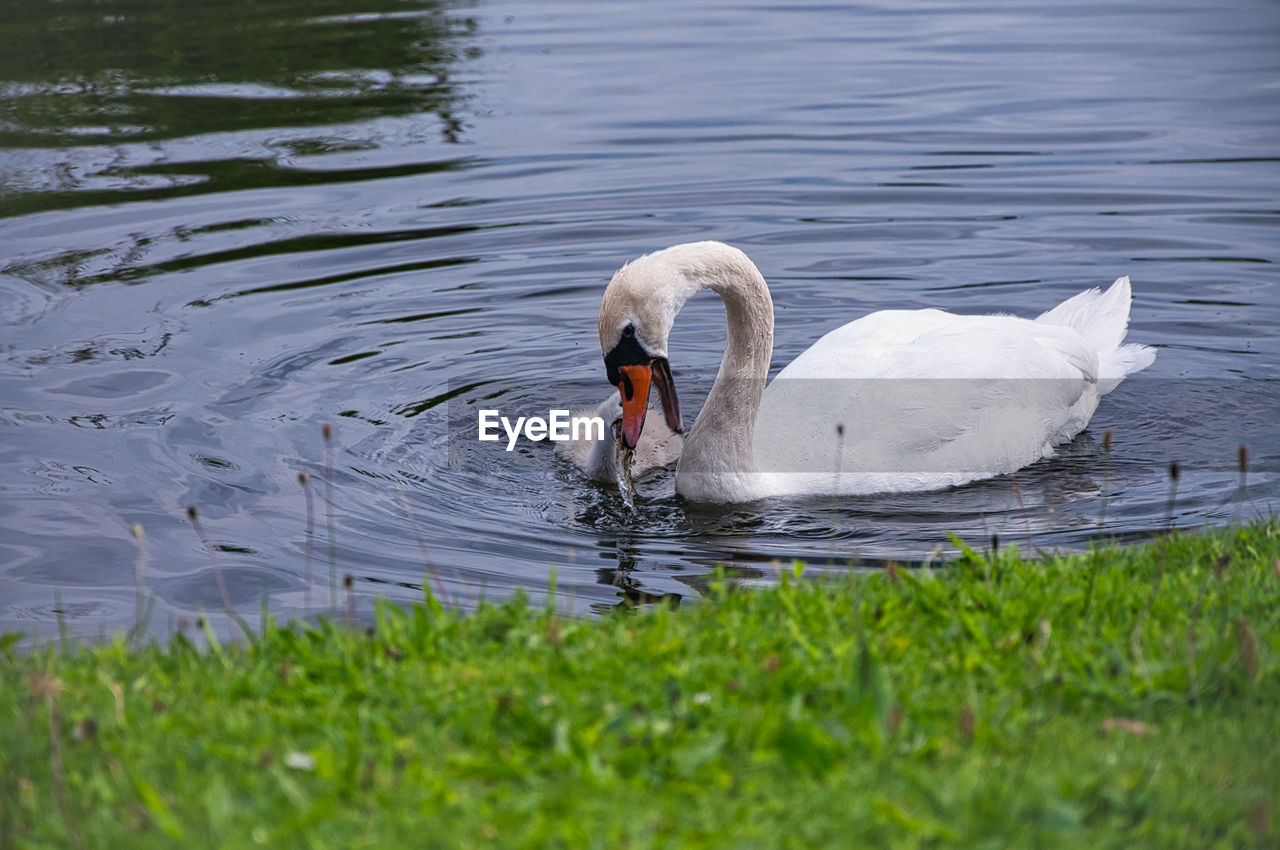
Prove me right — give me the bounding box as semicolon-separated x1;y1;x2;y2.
598;247;694;449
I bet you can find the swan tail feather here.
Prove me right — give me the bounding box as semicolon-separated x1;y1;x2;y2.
1097;343;1157;395
1037;275;1155;393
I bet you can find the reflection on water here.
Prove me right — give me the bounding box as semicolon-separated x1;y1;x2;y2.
0;0;475;223
0;0;474;144
1;0;1278;641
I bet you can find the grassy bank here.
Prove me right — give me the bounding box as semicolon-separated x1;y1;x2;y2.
3;523;1278;849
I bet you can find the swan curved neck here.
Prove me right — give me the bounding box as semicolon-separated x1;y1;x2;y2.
675;246;774;487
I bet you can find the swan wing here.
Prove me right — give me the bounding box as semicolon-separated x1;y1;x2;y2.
756;311;1102;487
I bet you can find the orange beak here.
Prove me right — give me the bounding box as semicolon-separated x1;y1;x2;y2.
615;363;653;449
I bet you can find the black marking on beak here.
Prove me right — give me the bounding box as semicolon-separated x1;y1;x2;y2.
605;329;682;440
604;330;650;387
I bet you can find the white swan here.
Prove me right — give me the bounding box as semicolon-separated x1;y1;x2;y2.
590;241;1155;503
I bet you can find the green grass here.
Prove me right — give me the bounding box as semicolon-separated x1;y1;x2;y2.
3;523;1279;849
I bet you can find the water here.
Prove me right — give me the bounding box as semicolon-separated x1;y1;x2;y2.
2;0;1278;641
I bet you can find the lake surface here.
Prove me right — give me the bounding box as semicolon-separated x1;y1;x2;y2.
3;0;1278;641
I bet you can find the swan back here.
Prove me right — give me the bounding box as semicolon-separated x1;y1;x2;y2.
752;276;1155;497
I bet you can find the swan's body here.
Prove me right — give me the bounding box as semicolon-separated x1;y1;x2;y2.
588;241;1155;503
